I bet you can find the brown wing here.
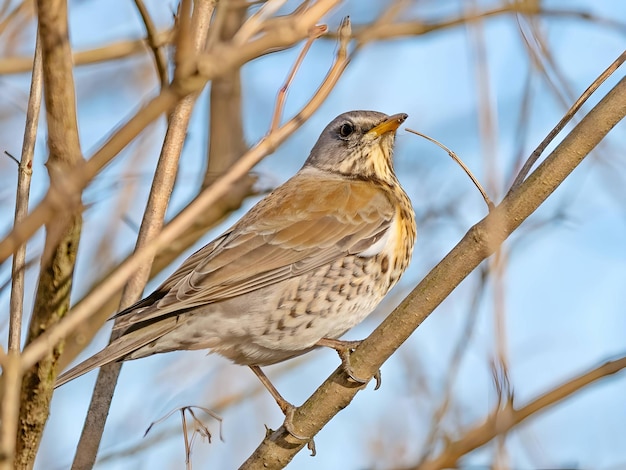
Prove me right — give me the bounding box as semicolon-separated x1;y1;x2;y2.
114;171;395;329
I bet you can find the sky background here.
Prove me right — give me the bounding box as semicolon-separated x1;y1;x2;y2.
1;0;625;469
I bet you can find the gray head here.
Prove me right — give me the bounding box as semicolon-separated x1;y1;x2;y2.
304;110;408;182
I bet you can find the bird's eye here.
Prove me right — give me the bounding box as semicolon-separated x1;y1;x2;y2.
338;122;355;138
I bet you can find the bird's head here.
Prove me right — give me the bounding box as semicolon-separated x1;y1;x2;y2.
304;110;408;183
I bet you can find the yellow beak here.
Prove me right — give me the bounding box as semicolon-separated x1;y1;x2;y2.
367;113;408;137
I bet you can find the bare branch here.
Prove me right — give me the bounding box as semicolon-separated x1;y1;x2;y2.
508;49;626;193
0;353;21;470
419;353;626;470
270;24;328;132
8;29;42;353
134;0;169;88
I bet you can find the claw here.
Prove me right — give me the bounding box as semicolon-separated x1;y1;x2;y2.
283;405;311;441
373;368;382;390
307;438;317;457
316;338;379;385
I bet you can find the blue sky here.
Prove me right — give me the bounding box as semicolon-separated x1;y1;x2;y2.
1;1;625;468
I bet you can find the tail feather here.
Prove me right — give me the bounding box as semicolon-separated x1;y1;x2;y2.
55;318;179;388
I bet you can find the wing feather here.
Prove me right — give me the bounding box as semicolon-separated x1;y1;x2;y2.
116;172;395;328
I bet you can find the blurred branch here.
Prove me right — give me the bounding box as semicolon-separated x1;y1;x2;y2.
0;28;175;75
418;353;626;470
466;5;512;464
1;3;624;76
205;3;248;187
508;49;626;194
133;0;169;88
0;0;340;265
0;0;32;38
417;266;488;464
70;2;216;469
15;0;84;467
239;75;626;470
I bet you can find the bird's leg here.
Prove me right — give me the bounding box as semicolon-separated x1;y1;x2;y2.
315;338;382;389
249;365;311;442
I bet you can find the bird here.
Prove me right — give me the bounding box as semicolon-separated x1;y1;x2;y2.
56;110;416;438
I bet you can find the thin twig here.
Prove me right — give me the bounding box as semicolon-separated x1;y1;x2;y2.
270;23;327;131
405;128;494;210
144;405;223;468
3;151;19;165
508;47;626;194
134;0;169;88
8;29;42;353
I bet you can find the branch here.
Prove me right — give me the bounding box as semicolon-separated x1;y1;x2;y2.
238;75;626;469
8;29;42;353
419;353;626;469
508;49;626;193
133;0;169;88
15;0;85;467
1;5;624;76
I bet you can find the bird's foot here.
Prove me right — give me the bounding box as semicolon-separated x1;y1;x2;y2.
316;338;382;389
282;404;316;455
249;365;314;448
280;402;309;441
